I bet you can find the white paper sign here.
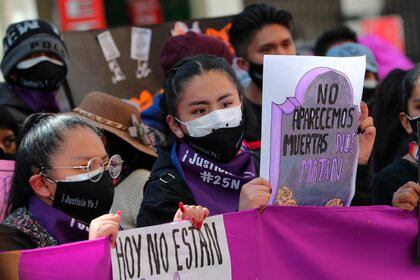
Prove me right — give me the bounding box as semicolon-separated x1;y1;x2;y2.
131;27;152;61
97;30;121;62
111;215;232;280
260;55;365;207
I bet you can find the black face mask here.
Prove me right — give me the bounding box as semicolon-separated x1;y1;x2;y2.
183;121;245;163
14;61;67;92
248;62;263;89
362;87;376;103
408;115;420;140
52;174;114;225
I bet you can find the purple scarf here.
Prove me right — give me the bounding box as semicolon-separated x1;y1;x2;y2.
28;196;89;245
14;85;60;113
171;142;257;215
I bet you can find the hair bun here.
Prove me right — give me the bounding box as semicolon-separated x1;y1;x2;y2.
18;113;54;143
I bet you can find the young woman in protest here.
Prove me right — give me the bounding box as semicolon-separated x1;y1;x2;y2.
137;55;272;227
137;54;378;227
0;113;207;251
374;65;420;209
372;69;409;173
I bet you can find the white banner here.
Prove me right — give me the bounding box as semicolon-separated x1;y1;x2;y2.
111;215;232;280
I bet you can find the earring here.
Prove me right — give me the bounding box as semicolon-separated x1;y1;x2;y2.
178;131;184;137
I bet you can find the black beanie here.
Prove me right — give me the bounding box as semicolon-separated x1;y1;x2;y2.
0;19;68;81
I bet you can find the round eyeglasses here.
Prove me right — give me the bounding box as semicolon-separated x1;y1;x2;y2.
41;154;124;183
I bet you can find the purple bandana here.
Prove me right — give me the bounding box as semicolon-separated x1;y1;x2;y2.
171;142;257;215
14;85;60;113
28;196;89;245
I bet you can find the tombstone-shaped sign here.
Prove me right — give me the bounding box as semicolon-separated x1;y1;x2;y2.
261;56;365;206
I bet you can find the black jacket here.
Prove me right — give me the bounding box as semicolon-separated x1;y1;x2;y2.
0;82;33;129
137;147;373;227
373;158;417;206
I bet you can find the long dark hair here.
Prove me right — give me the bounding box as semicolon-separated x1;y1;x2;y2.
372;69;409;172
160;54;255;146
402;64;420;113
5;113;101;215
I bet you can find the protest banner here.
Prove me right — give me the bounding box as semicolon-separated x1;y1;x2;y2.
2;206;420;279
0;160;15;221
111;215;231;280
260;55;365;206
18;238;111;280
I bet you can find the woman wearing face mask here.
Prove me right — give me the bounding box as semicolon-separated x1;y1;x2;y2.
137;55;271;227
0;113;208;251
374;65;420;209
0;113;122;251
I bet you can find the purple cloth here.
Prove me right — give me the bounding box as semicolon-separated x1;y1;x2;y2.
224;206;420;279
12;206;420;279
19;237;111;280
14;85;60;113
359;34;414;80
172;142;257;215
28;196;89;245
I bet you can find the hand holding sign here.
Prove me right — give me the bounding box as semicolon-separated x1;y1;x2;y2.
174;203;209;230
392;181;420;211
89;210;122;247
239;177;271;211
358;102;376;164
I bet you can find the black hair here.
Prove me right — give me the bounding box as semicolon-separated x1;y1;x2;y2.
313;26;357;56
161;54;255;146
5;113;101;215
229;4;293;58
0;105;18;137
402;64;420;114
372;69;409;172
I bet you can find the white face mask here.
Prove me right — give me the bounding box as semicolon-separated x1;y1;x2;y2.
364;79;378;89
16;55;64;69
176;106;242;137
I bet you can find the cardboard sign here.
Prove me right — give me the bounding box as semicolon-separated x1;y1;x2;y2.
261;55;365;206
0;160;14;221
111;215;231;280
61;16;232;105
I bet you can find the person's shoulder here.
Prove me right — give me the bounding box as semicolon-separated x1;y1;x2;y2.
0;223;36;252
143;147;187;199
377;158;415;176
0;83;14;102
374;158;416;184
